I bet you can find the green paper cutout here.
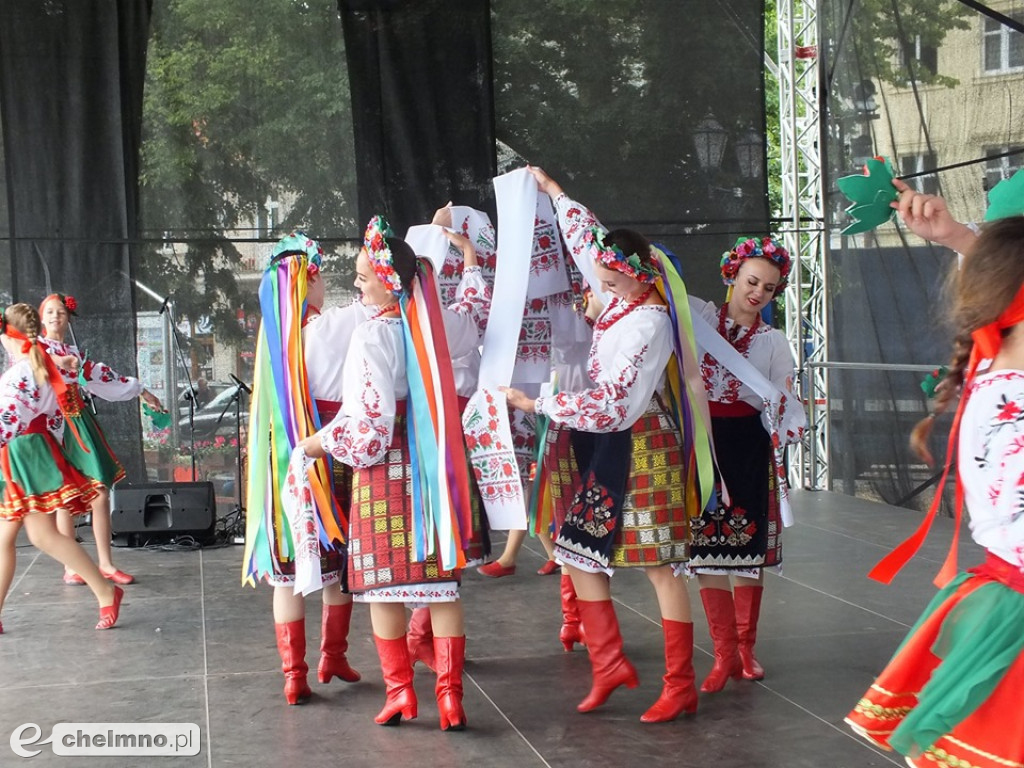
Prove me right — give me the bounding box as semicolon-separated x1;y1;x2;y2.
143;402;171;430
984;168;1024;222
836;157;898;235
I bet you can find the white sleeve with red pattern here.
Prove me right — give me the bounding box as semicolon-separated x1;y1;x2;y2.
534;312;671;433
552;194;605;268
0;362;45;446
318;321;399;469
447;265;492;333
82;359;144;401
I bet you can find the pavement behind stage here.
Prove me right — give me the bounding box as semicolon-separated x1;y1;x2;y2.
0;489;974;767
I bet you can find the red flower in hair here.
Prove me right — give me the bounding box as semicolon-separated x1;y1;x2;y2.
62;295;78;314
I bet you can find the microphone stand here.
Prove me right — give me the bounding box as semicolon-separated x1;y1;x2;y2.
162;298;198;482
227;373;251;542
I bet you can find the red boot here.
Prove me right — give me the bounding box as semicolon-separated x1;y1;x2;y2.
640;619;698;722
318;602;361;684
575;599;639;712
407;607;436;672
699;588;743;693
275;620;312;705
373;635;418;725
559;573;585;652
734;585;765;680
434;635;467;731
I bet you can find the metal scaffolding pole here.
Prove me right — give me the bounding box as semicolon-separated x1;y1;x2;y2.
774;0;829;489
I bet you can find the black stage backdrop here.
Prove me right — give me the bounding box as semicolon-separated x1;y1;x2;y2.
0;0;151;479
339;0;497;233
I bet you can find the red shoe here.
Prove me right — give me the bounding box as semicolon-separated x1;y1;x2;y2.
407;607;436;672
100;569;135;585
537;560;559;576
96;586;125;630
275;620;312;705
63;570;86;586
699;588;743;693
478;561;516;578
734;585;766;680
575;599;639;712
434;636;467;731
318;602;361;684
559;573;586;652
374;635;418;725
640;620;698;722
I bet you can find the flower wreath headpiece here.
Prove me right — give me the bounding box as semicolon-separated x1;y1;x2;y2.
585;226;659;284
719;236;791;290
268;231;322;275
39;293;78;316
363;215;403;296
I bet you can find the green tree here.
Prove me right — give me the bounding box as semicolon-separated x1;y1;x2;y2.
139;0;358;344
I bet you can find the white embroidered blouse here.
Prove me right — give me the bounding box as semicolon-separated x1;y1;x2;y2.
41;337;143;402
959;369;1024;572
0;359;62;446
691;298;798;411
318;317;405;469
303;299;374;402
533;301;672;432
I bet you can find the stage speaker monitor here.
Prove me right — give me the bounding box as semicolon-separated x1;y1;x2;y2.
111;482;216;545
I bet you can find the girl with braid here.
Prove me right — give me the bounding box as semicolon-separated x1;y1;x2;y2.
846;180;1024;768
38;292;164;586
0;304;123;633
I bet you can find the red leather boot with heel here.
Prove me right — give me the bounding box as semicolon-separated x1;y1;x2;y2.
699;588;743;693
318;602;361;683
575;599;639;712
275;620;312;705
734;585;766;680
640;619;698;722
373;635;418;725
433;635;467;731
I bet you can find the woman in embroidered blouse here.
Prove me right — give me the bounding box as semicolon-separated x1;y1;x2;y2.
0;303;123;633
684;236;805;694
503;167;700;723
301;218;475;732
846;186;1024;768
38;293;163;587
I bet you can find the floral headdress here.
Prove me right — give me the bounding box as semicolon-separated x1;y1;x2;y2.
39;293;78;316
268;231;322;275
719;236;791;290
585;226;659;284
363;215;403;296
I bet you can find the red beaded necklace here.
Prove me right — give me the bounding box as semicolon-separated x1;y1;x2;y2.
595;284;656;332
717;302;761;355
372;303;400;320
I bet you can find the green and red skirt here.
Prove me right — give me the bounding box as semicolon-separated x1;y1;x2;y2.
63;401;125;489
0;417;99;520
846;551;1024;768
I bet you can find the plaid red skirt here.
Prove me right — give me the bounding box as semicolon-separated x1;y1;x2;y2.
347;414;475;593
546;403;690;570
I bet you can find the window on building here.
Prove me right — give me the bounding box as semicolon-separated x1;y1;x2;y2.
901;153;938;195
983;15;1024;73
984;147;1024;192
256;197;279;238
900;35;938;77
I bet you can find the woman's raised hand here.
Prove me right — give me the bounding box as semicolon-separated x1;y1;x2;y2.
442;229;478;269
527;165;564;199
891;178;977;253
431;201;454;229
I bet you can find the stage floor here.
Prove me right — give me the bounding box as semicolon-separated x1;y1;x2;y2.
0;489;974;767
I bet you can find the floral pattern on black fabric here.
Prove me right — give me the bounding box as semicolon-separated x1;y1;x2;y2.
563;472;617;540
692;501;757;549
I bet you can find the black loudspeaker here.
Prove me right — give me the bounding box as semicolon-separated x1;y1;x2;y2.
110;482;217;547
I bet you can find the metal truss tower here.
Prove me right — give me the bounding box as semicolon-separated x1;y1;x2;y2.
774;0;829;489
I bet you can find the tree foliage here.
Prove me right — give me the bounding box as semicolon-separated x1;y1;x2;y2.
139;0;357;342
